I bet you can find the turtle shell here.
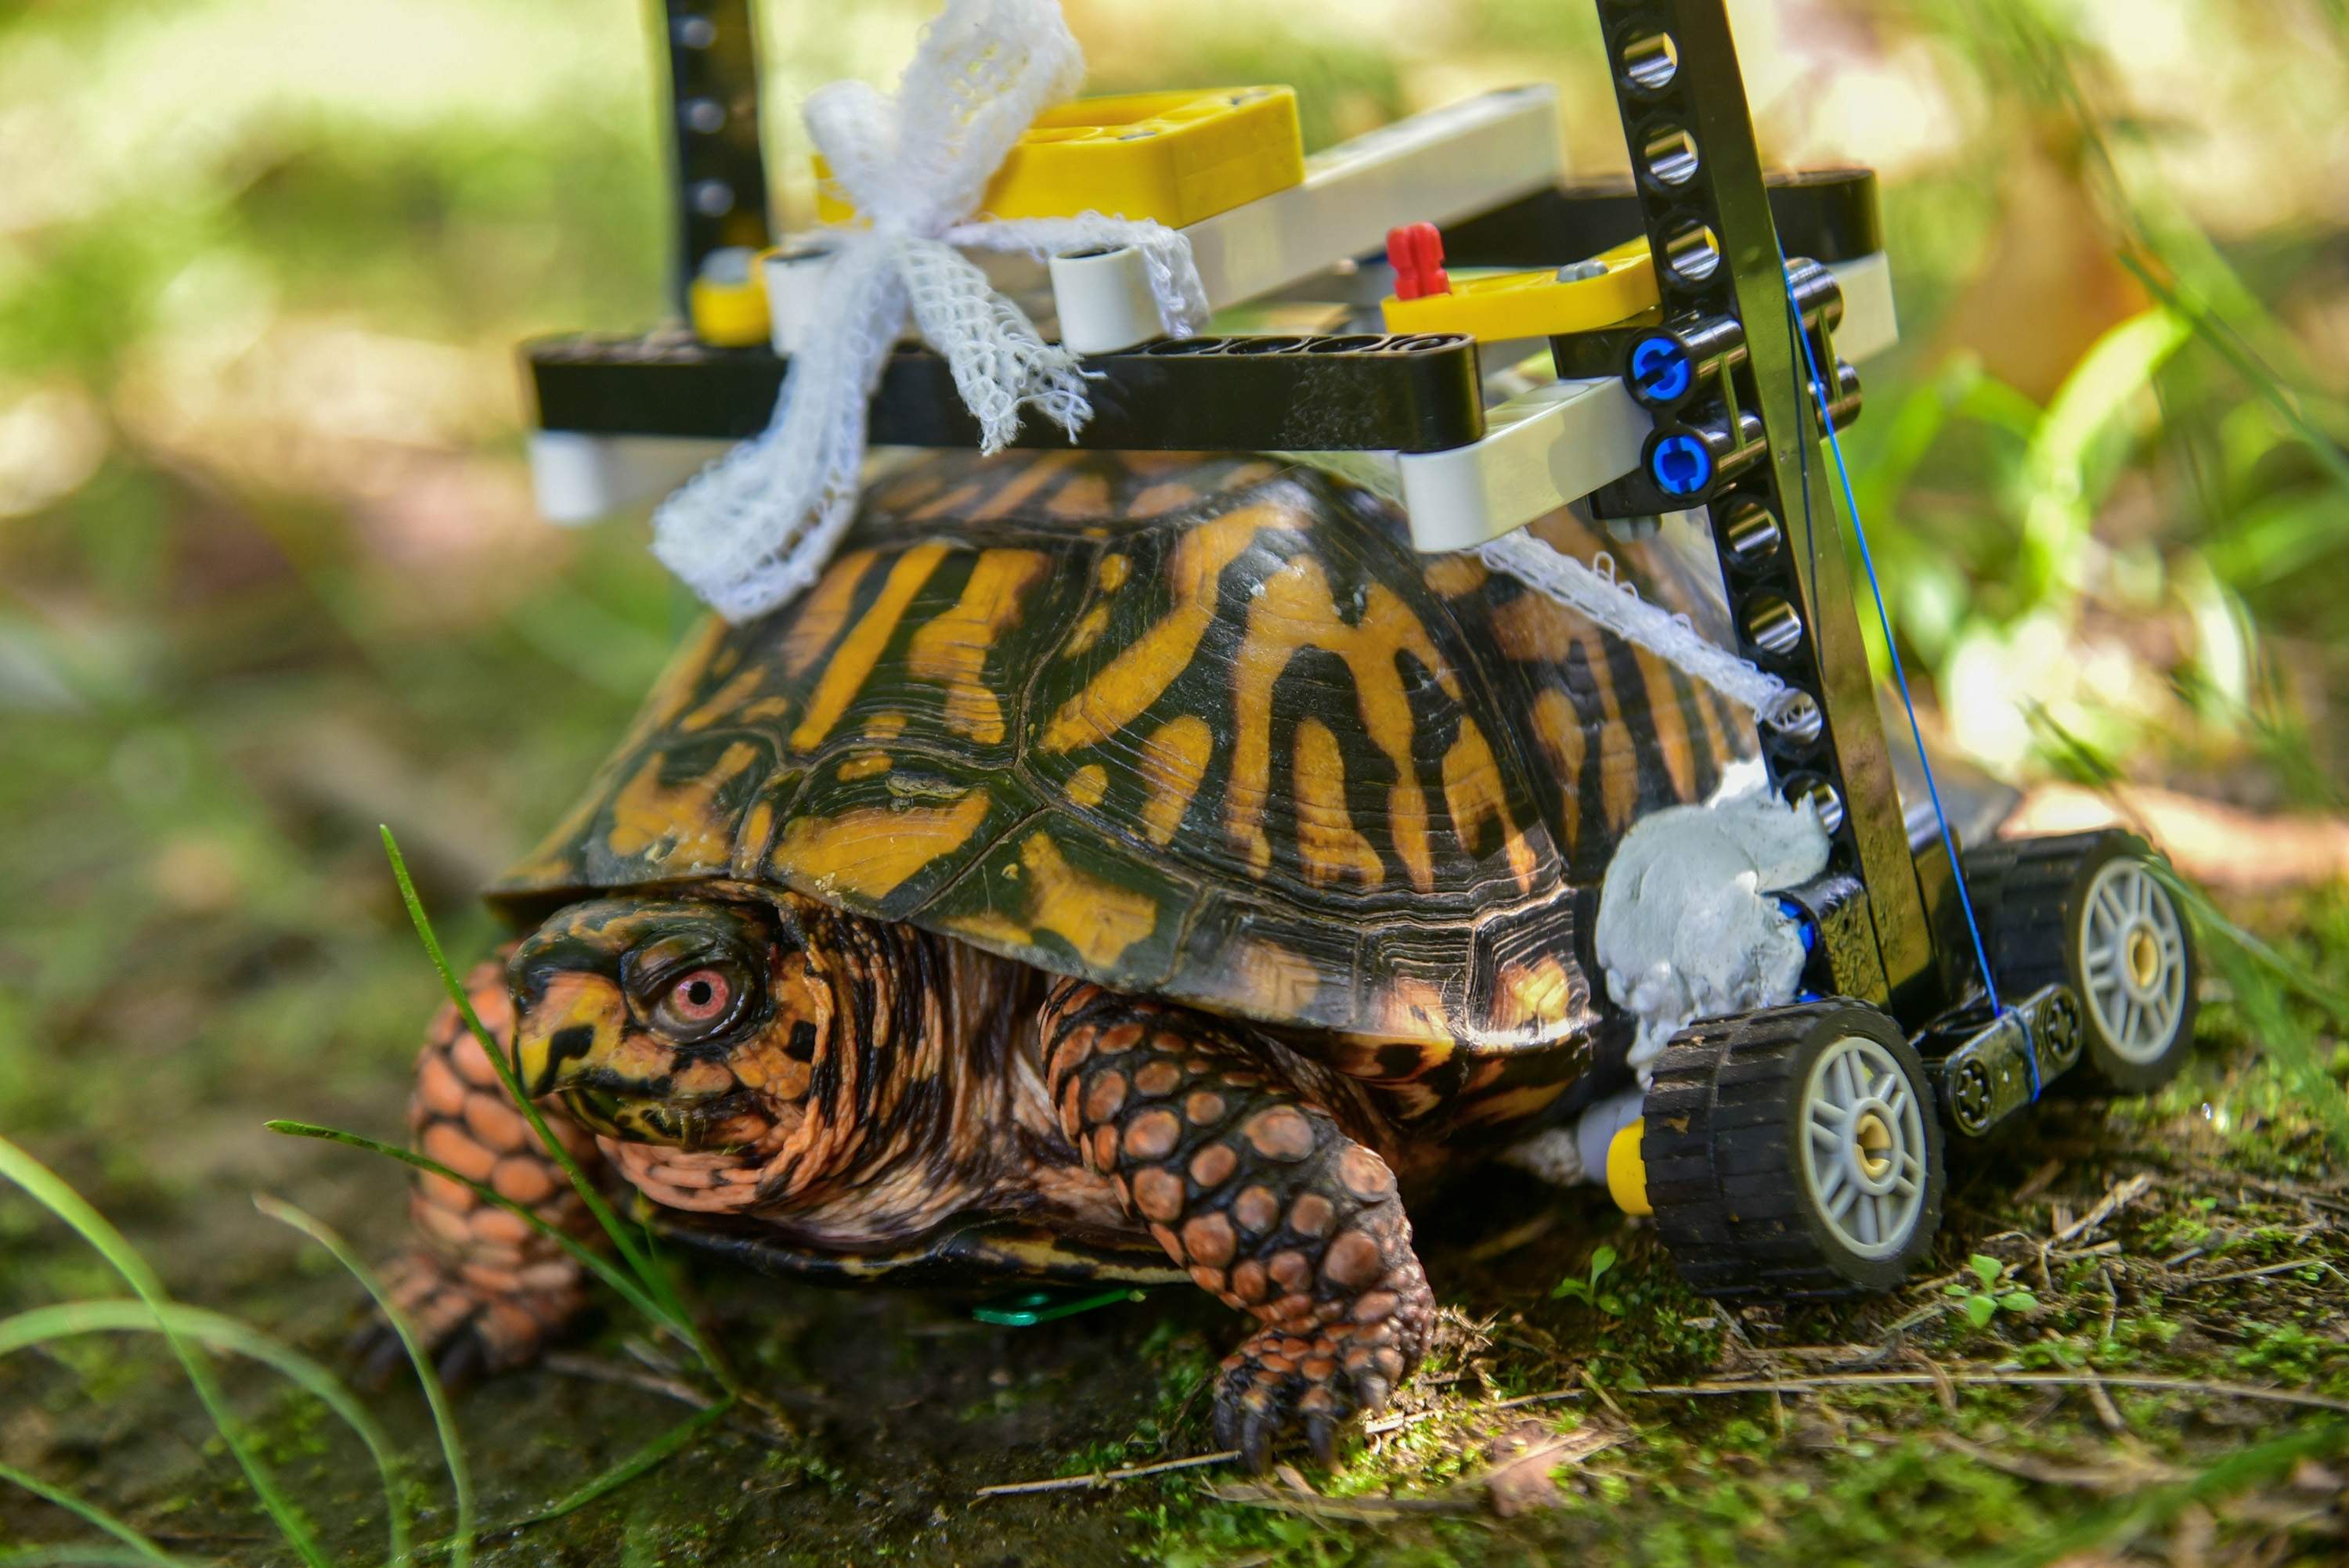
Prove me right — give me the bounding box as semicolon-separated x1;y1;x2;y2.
493;449;1754;1058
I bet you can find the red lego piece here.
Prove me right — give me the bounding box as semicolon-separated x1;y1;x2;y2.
1385;222;1449;301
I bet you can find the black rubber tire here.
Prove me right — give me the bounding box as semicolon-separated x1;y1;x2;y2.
1962;830;2199;1095
1642;1000;1946;1301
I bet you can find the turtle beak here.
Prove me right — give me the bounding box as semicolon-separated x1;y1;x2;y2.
511;971;631;1099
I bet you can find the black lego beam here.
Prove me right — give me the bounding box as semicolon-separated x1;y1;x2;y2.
658;2;774;315
1587;0;1940;1010
528;331;1488;454
1443;168;1881;271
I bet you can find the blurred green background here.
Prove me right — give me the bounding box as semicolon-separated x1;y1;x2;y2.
2;0;2345;1278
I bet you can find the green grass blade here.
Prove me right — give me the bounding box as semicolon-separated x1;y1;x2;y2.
503;1392;736;1530
0;1460;186;1568
377;827;698;1341
251;1195;473;1568
1971;1418;2349;1568
2018;306;2192;602
0;1136;329;1568
396;1393;739;1561
261;1120;683;1337
0;1299;409;1568
2147;867;2349;1161
2147;864;2349;1027
2120;253;2349;498
0;1550;213;1568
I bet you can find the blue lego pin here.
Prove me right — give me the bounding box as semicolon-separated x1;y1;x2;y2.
1649;431;1712;496
1629;334;1693;404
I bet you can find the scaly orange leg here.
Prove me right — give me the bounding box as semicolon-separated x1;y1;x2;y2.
1040;980;1435;1469
365;952;605;1385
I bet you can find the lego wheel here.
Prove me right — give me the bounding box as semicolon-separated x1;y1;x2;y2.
1965;831;2199;1095
1643;1000;1945;1300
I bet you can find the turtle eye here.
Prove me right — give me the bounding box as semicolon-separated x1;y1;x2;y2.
651;965;743;1040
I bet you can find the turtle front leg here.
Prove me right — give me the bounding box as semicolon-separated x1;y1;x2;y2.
1041;980;1435;1469
370;953;605;1384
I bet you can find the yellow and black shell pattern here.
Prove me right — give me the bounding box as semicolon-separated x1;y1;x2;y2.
493;449;1754;1058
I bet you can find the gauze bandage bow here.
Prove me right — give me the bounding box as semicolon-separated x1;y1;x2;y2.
651;0;1210;622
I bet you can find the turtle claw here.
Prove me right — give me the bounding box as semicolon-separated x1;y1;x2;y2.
431;1325;493;1393
349;1321;404;1390
1212;1328;1387;1473
1304;1411;1340;1469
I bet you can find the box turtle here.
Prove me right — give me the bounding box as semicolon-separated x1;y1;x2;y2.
378;446;1754;1466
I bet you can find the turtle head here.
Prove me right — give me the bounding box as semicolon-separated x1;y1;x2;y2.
507;890;828;1150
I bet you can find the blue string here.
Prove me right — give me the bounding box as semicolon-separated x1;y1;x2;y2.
1772;250;2025;1084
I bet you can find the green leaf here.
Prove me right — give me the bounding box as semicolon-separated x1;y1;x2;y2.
1588;1245;1617;1283
1999;1291;2040;1314
1597;1293;1625;1317
1550;1279;1592;1303
1965;1293;1999;1329
1970;1254;2004;1289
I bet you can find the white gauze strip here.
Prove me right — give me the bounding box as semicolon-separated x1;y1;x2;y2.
1478;528;1798;726
648;0;1207;623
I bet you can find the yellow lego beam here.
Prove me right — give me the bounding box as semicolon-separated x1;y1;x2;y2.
1381;238;1658;342
816;86;1304;229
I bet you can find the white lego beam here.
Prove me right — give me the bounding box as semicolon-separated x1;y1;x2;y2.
1398;377;1651;553
529;432;729;524
1828;250;1897;362
1397;251;1899;553
1053;87;1562;353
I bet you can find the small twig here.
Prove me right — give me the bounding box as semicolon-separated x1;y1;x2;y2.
974;1449;1242;1497
1880;1294;1957;1341
1616;1372;2349;1415
543;1351;716;1411
1919;1354;1960;1419
2083;1371;2129;1435
2180;1163;2349;1217
1934;1431;2189;1489
2014;1158;2066;1206
975;1385;1597;1498
1485;1386;1591;1415
542;1352;799;1448
2054;1173;2156;1245
1205;1482;1479;1520
1579;1365;1629;1422
2170;1258;2340;1289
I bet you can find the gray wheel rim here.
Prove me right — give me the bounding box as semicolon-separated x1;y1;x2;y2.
1798;1034;1929;1260
2080;858;2189;1065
